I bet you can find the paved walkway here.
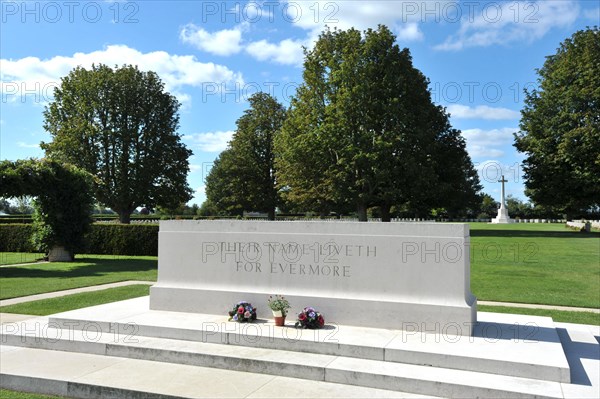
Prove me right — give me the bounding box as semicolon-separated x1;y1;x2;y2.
0;280;154;307
479;300;600;314
0;261;49;268
0;279;597;314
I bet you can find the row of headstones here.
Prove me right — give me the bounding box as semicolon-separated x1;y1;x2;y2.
566;220;600;232
394;218;568;223
103;218;600;226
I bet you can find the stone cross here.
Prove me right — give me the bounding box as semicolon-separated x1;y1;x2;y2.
498;175;508;209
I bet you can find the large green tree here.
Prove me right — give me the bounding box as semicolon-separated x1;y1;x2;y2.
276;26;480;221
205;92;286;220
514;27;600;216
0;159;94;260
42;64;193;224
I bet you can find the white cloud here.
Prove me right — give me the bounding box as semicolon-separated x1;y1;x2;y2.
447;105;520;120
180;24;243;56
245;38;306;66
189;164;202;173
462;127;517;158
184;130;234;152
290;1;430;35
435;0;579;51
396;23;424;42
239;1;427;66
1;45;244;103
17;141;40;149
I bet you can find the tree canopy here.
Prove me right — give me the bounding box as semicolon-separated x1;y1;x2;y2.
514;27;600;216
276;26;480;221
0;159;94;260
205;92;286;220
42;64;193;224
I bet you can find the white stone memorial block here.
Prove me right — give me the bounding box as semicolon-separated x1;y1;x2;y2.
150;221;477;335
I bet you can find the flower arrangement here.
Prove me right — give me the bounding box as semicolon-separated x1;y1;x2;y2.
228;301;257;322
294;307;325;329
267;295;291;317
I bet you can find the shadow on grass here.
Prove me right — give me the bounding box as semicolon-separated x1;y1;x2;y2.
0;257;157;279
471;229;600;238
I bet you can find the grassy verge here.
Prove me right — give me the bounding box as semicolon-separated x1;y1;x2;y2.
0;284;151;315
469;223;600;309
479;305;600;325
0;252;45;266
0;255;157;300
0;390;62;399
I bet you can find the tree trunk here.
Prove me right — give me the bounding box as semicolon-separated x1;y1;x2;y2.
118;211;131;224
380;204;391;222
48;245;73;262
357;203;368;222
267;207;276;221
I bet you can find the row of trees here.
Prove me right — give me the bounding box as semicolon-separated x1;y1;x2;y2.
206;26;481;221
16;27;597;224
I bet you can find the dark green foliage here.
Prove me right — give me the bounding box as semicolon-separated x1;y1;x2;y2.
515;27;600;216
276;26;481;221
0;223;158;256
205;93;286;220
0;224;35;252
0;159;94;258
477;193;499;219
0;216;33;224
84;224;158;256
42;64;193;224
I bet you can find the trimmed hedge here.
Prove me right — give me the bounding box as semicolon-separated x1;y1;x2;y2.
84;224;158;256
0;224;35;252
0;223;158;256
0;217;33;224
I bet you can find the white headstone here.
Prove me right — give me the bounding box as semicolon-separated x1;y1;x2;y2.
150;220;477;335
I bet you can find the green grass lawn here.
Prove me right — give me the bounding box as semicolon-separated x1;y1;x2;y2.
0;284;150;315
0;255;157;300
469;223;599;309
0;390;63;399
0;252;45;266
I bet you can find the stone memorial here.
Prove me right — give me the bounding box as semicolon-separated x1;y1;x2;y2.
150;220;477;335
491;175;514;224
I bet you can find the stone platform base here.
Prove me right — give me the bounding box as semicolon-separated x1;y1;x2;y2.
1;297;599;399
492;208;515;224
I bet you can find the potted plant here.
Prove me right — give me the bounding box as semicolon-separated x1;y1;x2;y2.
268;295;291;326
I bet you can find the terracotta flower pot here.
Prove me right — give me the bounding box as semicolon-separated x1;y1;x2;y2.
274;316;286;326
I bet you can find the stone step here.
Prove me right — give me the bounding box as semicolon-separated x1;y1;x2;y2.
1;322;564;398
1;345;431;399
555;322;600;399
41;298;570;383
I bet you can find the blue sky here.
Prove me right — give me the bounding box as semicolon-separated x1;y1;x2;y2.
1;0;598;206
